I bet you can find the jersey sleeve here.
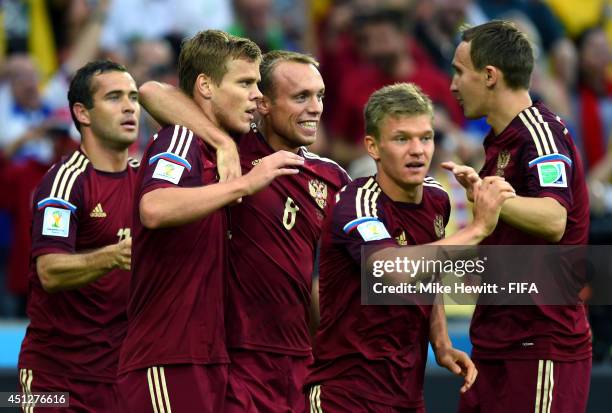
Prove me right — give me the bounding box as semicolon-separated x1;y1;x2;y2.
519;116;574;210
30;157;85;258
330;180;396;264
139;125;206;200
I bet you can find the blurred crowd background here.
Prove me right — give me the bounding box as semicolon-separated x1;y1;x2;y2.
0;0;611;362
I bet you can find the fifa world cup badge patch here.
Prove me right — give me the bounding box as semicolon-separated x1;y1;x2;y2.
356;220;391;242
434;214;445;239
152;159;185;184
309;179;328;209
537;161;567;187
42;207;70;237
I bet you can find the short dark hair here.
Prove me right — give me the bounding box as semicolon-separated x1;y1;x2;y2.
68;60;128;131
259;50;319;99
179;29;261;96
461;20;534;90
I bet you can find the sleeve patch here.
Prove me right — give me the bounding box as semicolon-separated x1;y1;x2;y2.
42;207;70;237
343;217;391;241
152;158;185;184
356;220;391;242
536;161;568;187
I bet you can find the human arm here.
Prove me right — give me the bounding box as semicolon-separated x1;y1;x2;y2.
140;149;304;228
442;161;567;242
138;81;241;182
36;237;131;293
499;196;566;242
429;303;477;393
367;176;515;284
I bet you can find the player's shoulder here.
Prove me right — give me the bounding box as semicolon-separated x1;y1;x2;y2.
423;176;448;199
301;148;351;185
514;104;567;147
334;176;382;216
35;150;92;211
147;124;198;171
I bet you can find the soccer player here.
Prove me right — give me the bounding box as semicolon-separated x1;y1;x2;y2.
138;50;351;413
17;60;140;411
117;31;304;413
304;83;516;412
444;21;591;412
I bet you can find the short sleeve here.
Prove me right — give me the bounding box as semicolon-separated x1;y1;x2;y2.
519;115;574;210
30;157;86;258
139;125;206;199
330;180;396;264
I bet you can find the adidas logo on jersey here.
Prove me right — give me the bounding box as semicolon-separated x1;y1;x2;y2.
90;203;107;218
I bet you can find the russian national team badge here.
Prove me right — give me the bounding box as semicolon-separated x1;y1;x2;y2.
309;179;328;209
395;230;407;246
434;215;445;239
496;150;511;177
528;154;572;188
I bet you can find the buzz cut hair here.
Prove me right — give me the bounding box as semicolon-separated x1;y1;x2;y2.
179;29;262;96
461;20;534;90
258;50;320;99
364;83;433;140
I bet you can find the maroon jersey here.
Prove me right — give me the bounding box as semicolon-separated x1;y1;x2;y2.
119;125;229;374
305;176;450;409
226;130;350;356
18;149;138;382
471;102;591;361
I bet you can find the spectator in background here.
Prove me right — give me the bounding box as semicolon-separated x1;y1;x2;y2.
414;0;471;76
127;38;177;157
101;0;233;59
574;27;612;172
324;7;464;173
229;0;297;53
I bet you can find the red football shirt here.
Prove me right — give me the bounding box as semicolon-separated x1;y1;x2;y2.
225;130;350;356
18;149;138;382
305;176;450;409
119;125;229;374
471;102;591;361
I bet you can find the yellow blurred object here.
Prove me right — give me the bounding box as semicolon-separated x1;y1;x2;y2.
28;0;57;84
545;0;607;38
311;0;332;23
0;9;5;59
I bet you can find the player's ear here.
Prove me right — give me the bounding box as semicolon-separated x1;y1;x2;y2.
72;103;91;127
195;74;213;99
365;135;380;161
257;95;271;115
484;65;499;88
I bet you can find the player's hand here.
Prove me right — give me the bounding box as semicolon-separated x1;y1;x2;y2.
441;161;481;202
216;140;242;183
472;176;516;236
243;150;304;195
434;347;478;393
112;237;132;271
